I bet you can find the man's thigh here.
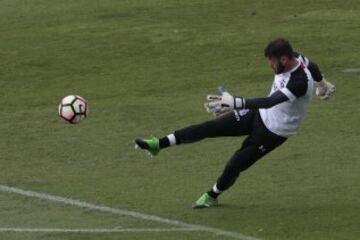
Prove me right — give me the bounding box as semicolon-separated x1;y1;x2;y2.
173;109;256;144
242;111;287;154
206;109;256;137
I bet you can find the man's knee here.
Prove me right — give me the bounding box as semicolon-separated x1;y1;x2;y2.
228;146;263;173
174;120;220;143
201;119;223;137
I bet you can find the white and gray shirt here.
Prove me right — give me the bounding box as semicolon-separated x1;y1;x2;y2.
259;60;314;137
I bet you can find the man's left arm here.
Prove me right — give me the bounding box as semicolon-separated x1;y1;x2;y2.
205;90;291;113
236;76;306;109
236;91;289;109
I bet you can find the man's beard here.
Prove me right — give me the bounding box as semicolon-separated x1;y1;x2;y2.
276;62;286;74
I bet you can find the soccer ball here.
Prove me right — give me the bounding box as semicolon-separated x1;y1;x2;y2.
58;95;88;124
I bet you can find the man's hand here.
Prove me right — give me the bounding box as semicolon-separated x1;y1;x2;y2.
315;78;336;100
204;87;244;116
204;94;233;117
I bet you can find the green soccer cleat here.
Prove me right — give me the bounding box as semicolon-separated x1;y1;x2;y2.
192;193;218;209
134;137;160;157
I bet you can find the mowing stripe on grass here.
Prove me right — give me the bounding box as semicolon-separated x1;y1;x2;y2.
0;227;201;233
342;68;360;73
0;185;261;240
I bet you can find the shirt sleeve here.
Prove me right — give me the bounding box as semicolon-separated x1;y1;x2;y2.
295;52;323;82
307;60;323;82
283;75;308;100
243;90;289;109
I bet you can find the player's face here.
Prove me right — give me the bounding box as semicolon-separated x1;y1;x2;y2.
268;57;287;74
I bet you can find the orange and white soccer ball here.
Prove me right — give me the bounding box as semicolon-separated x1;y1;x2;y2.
58;95;88;124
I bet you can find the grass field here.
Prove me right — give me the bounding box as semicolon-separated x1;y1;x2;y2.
0;0;359;239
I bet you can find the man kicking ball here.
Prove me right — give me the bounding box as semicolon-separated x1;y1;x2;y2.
134;38;335;209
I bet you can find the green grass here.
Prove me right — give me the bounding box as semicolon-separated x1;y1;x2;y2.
0;0;359;239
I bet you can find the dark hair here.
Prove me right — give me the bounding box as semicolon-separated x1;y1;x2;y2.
264;38;294;59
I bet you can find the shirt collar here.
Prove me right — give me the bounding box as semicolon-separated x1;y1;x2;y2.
276;59;300;76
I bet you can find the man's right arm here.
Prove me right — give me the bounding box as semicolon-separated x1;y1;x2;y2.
307;60;323;82
304;56;336;100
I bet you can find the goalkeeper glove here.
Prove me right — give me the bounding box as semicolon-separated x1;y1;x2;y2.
205;91;244;116
315;78;336;100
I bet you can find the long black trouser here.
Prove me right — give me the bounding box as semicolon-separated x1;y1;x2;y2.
174;110;287;192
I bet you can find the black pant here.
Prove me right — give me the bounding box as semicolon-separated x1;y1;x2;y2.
174;110;287;192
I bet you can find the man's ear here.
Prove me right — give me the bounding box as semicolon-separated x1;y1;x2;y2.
280;56;288;65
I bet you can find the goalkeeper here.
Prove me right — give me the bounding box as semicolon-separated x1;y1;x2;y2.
135;38;335;209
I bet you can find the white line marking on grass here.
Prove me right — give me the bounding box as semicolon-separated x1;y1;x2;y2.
0;185;261;240
0;227;201;233
342;68;360;73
